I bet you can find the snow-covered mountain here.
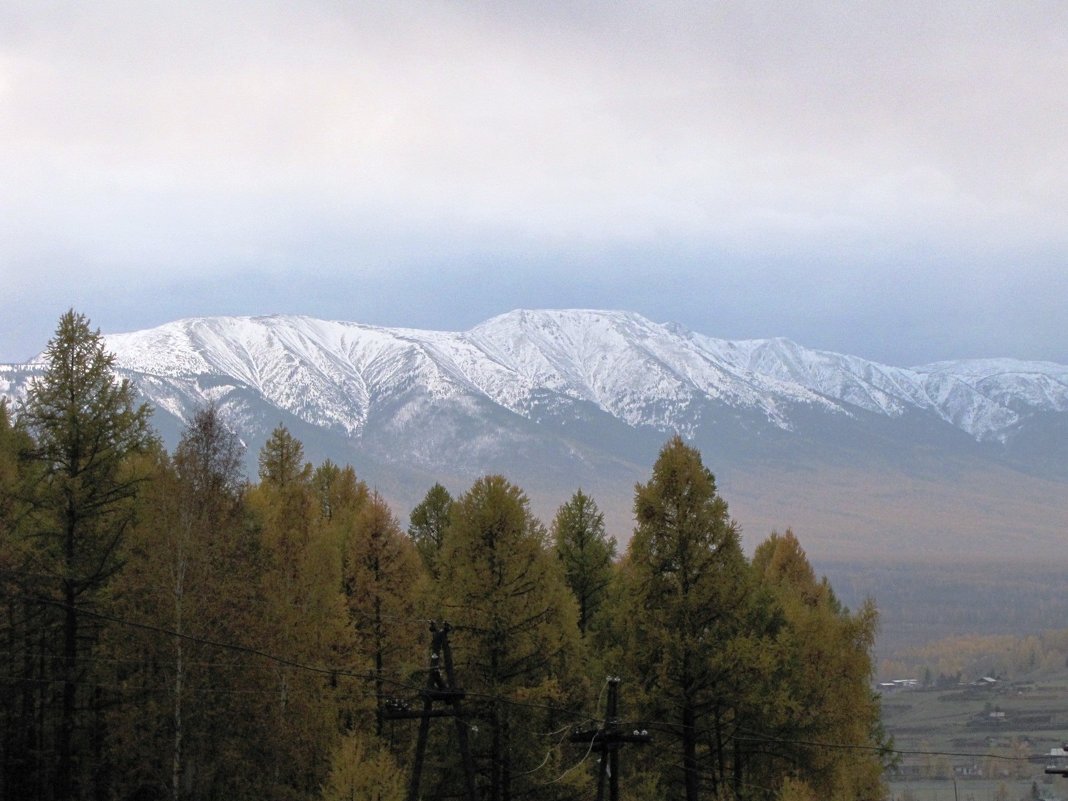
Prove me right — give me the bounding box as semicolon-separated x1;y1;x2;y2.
22;308;1058;442
4;309;1066;558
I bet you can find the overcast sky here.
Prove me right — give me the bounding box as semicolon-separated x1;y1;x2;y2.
2;1;1067;366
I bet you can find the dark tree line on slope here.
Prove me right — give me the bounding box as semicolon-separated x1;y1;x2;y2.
0;311;889;801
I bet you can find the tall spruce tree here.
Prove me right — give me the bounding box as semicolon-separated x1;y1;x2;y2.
250;427;350;798
314;460;368;529
19;310;154;800
343;491;426;737
750;530;887;800
408;483;452;578
438;476;586;801
620;436;750;801
552;489;615;637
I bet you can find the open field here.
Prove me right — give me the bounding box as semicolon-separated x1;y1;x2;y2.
887;778;1063;801
882;678;1068;801
800;558;1068;799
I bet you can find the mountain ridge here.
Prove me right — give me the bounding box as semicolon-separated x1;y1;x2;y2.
3;309;1066;560
51;309;1068;442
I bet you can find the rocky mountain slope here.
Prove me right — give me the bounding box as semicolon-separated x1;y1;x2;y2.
3;309;1066;559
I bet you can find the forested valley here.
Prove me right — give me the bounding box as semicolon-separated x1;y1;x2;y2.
0;312;890;801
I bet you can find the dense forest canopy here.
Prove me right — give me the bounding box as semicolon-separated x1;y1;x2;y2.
0;312;889;801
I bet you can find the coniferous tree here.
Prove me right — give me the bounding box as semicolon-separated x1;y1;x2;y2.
249;427;351;798
408;483;452;578
751;530;888;800
0;397;46;799
310;460;372;732
321;732;406;801
552;489;616;637
0;398;23;539
105;405;269;800
0;397;31;572
18;310;154;800
438;475;587;801
343;491;426;737
314;460;369;531
619;436;750;801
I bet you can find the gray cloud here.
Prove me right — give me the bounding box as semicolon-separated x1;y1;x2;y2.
2;1;1067;364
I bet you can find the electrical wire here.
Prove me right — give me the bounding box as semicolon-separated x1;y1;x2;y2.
513;724;575;777
730;732;1039;763
0;672;284;696
543;723;600;786
17;594;376;682
3;593;610;728
2;588;1057;767
537;677;612;785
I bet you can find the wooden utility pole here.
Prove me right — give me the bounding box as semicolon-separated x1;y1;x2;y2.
569;677;651;801
384;621;477;801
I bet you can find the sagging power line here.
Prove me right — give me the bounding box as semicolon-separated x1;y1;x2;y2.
6;588;1051;772
568;676;650;801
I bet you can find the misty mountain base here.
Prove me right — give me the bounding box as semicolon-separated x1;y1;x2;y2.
0;312;890;800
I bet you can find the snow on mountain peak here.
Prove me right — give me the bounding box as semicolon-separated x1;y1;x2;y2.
7;310;1065;444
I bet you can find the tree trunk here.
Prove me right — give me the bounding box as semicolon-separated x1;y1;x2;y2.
683;703;699;801
491;700;501;801
172;546;187;801
374;595;383;737
501;715;511;801
59;579;77;801
172;618;183;801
